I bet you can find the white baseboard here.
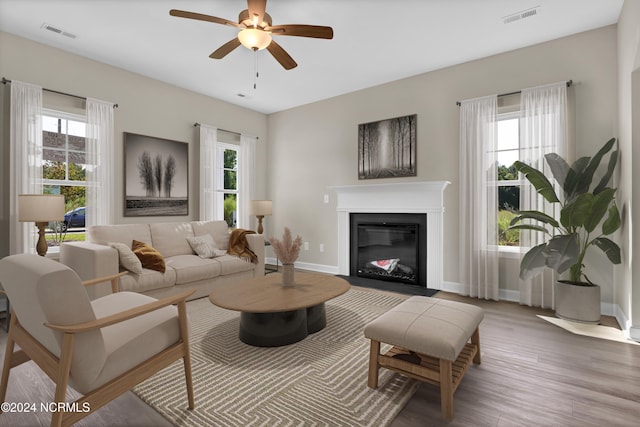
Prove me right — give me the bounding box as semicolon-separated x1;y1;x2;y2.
441;282;519;303
266;258;339;275
441;281;461;293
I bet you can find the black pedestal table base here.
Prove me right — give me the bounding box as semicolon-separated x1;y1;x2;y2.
239;303;327;347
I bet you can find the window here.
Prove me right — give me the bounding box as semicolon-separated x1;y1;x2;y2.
496;112;523;247
216;143;238;228
42;110;87;249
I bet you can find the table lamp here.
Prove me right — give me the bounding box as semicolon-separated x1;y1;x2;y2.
249;200;272;234
18;194;65;256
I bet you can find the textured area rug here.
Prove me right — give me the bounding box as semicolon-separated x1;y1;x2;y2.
134;289;418;426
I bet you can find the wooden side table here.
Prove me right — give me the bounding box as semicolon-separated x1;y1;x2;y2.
263;240;279;274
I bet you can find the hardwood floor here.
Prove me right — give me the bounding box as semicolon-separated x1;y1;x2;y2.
391;292;640;427
1;290;639;426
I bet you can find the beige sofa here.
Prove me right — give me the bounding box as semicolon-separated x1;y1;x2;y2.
60;220;264;301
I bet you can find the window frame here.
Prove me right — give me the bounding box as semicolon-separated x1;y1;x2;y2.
41;108;88;252
42;108;88;188
215;142;240;228
495;111;528;253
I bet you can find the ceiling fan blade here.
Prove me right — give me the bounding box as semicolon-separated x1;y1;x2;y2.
210;38;242;59
170;9;240;28
266;40;297;70
247;0;267;27
267;24;333;39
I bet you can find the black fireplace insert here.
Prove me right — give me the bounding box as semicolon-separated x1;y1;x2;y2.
350;213;427;287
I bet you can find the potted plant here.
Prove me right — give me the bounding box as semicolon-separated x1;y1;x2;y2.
508;138;621;324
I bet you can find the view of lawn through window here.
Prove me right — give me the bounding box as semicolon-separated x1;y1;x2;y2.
497;115;521;246
42;112;88;248
219;146;238;228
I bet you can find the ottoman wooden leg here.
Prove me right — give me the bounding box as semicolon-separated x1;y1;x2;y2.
368;340;380;389
471;327;481;364
439;358;454;421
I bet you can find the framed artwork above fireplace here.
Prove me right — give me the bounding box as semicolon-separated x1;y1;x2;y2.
358;114;417;179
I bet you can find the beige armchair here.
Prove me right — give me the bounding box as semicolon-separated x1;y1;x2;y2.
0;254;195;427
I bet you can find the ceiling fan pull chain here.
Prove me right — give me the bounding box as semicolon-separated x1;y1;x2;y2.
254;49;259;90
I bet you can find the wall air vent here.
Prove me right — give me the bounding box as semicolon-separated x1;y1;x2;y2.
502;6;540;24
41;23;77;39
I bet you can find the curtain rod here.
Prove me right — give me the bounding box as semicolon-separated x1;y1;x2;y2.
455;80;572;106
2;77;118;108
193;122;259;140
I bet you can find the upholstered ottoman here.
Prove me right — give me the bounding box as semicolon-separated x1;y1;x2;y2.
364;296;484;421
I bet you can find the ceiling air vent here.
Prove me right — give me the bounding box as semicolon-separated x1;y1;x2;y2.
502;6;540;24
41;23;77;39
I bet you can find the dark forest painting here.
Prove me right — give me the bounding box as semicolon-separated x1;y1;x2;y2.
124;133;188;216
358;114;417;179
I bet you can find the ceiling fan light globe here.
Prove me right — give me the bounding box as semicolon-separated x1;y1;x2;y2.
238;28;272;51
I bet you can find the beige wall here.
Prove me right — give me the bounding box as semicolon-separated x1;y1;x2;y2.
616;0;640;336
0;22;627;315
0;31;268;257
267;26;618;300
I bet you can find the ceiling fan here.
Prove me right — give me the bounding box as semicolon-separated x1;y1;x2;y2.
170;0;333;70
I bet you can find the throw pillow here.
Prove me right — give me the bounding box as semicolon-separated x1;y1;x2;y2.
132;240;166;273
109;242;143;274
186;234;226;259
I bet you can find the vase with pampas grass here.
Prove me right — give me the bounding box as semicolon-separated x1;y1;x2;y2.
269;227;302;286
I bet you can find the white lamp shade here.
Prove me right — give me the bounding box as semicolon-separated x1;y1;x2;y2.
250;200;272;216
18;194;65;222
238;28;272;51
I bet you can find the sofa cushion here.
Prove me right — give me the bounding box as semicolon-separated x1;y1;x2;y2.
191;221;230;251
118;267;177;293
132;240;166;273
149;222;195;257
186;234;226;259
216;254;256;275
89;224;152;246
109;242;143;274
165;255;222;285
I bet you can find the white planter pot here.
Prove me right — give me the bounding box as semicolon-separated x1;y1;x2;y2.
554;281;601;324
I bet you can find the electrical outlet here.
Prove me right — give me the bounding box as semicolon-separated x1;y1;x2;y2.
319;243;325;252
323;194;329;203
304;241;309;251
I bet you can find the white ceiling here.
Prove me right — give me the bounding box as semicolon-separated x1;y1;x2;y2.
0;0;623;114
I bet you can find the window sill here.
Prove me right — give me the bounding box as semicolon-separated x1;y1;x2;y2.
495;245;529;259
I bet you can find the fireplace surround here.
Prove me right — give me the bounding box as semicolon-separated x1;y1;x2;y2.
332;181;449;290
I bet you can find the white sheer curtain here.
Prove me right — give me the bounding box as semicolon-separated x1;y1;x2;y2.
519;81;568;308
199;124;218;221
9;80;43;254
238;134;257;230
85;98;114;227
459;95;499;300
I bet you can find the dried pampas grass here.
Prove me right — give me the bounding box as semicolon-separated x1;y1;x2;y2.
269;227;302;264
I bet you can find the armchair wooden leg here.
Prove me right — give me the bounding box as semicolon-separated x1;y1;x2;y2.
0;315;17;406
367;340;381;389
51;333;75;427
178;300;195;410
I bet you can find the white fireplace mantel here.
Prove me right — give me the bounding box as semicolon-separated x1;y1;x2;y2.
331;181;450;289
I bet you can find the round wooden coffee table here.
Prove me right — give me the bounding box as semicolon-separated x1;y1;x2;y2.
209;272;350;347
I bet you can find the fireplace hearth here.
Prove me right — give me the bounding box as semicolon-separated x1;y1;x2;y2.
350;213;427;287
